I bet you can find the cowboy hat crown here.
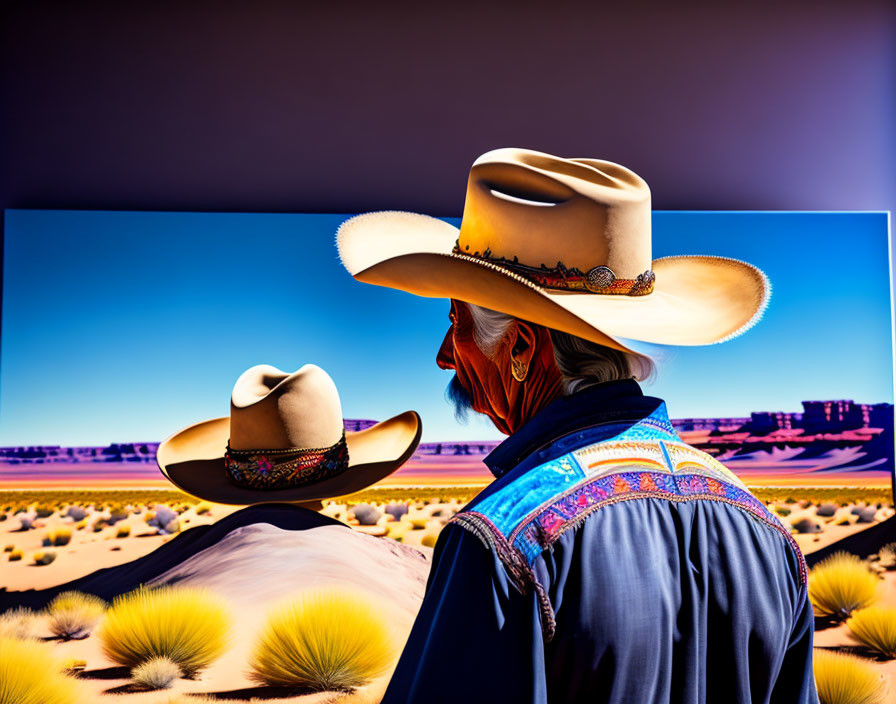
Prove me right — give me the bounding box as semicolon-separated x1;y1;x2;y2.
229;364;344;451
458;148;653;288
336;147;770;352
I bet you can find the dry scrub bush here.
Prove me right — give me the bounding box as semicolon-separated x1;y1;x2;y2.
249;589;396;691
383;503;408;521
44;526;72;546
816;503;838;517
2;544;12;552
0;607;38;640
813;649;886;704
33;505;54;518
0;636;84;704
877;542;896;570
195;502;212;515
131;656;182;690
809;552;881;619
32;550;57;565
116;523;131;538
47;591;106;640
108;506;130;524
8;548;22;561
66;506;88;522
98;586;230;676
847;606;896;658
350;504;381;526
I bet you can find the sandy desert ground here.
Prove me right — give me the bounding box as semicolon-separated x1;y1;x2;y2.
0;490;894;703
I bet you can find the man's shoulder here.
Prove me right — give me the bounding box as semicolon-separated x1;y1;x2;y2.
450;436;804;583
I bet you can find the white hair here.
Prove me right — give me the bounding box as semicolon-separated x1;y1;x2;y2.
465;302;656;394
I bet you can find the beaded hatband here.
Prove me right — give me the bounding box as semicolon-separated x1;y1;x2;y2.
451;241;655;295
223;432;350;490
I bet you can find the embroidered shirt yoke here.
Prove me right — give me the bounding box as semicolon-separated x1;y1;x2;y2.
381;380;818;704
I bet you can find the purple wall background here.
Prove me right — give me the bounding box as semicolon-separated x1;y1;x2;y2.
1;1;894;216
0;1;894;499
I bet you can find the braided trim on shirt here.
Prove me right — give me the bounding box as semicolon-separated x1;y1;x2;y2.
449;511;557;641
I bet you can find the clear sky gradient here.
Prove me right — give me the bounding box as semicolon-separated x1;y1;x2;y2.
1;210;892;446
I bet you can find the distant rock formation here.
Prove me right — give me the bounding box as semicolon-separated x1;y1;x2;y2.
2;401;892;474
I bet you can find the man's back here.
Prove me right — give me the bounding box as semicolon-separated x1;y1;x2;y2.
382;382;818;704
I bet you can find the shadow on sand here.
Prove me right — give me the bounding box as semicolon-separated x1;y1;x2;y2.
75;665;132;680
194;685;323;700
813;644;893;662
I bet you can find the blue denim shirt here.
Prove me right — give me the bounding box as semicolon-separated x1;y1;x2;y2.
382;380;818;704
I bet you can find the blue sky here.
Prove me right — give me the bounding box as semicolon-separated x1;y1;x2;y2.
1;210;892;445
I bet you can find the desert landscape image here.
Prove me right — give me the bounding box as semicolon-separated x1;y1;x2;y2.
2;410;896;702
1;210;895;702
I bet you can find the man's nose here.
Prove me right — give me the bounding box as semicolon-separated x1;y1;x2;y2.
436;327;455;370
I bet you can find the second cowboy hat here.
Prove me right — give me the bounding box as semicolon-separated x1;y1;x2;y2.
157;364;422;505
336;148;770;354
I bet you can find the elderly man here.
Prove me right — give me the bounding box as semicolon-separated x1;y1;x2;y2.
337;148;816;704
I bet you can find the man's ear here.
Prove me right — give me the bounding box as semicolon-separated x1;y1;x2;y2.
510;320;538;367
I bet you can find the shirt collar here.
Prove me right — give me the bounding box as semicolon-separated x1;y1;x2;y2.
484;379;670;479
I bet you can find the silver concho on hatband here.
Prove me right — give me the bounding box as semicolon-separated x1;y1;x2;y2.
584;265;617;292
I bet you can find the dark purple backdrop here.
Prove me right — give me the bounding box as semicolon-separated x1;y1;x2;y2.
1;1;894;216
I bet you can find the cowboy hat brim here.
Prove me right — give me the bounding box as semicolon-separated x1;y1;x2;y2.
336;212;770;354
157;410;422;505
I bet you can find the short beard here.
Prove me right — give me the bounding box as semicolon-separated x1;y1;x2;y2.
445;374;474;423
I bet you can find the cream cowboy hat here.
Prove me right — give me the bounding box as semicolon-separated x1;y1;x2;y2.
336;148;770;353
157;364;422;505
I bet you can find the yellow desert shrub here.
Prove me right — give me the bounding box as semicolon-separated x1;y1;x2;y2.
847;606;896;658
195;502;212;515
8;548;23;561
249;589;396;691
98;586;231;676
131;656;182;690
0;636;83;704
44;526;73;546
32;550;57;565
809;552;880;619
386;523;407;542
116;523;131;538
47;591;107;640
813;649;886;704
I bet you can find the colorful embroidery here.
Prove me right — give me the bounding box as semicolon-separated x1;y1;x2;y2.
223;433;350;490
450;243;656;296
452;435;807;589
